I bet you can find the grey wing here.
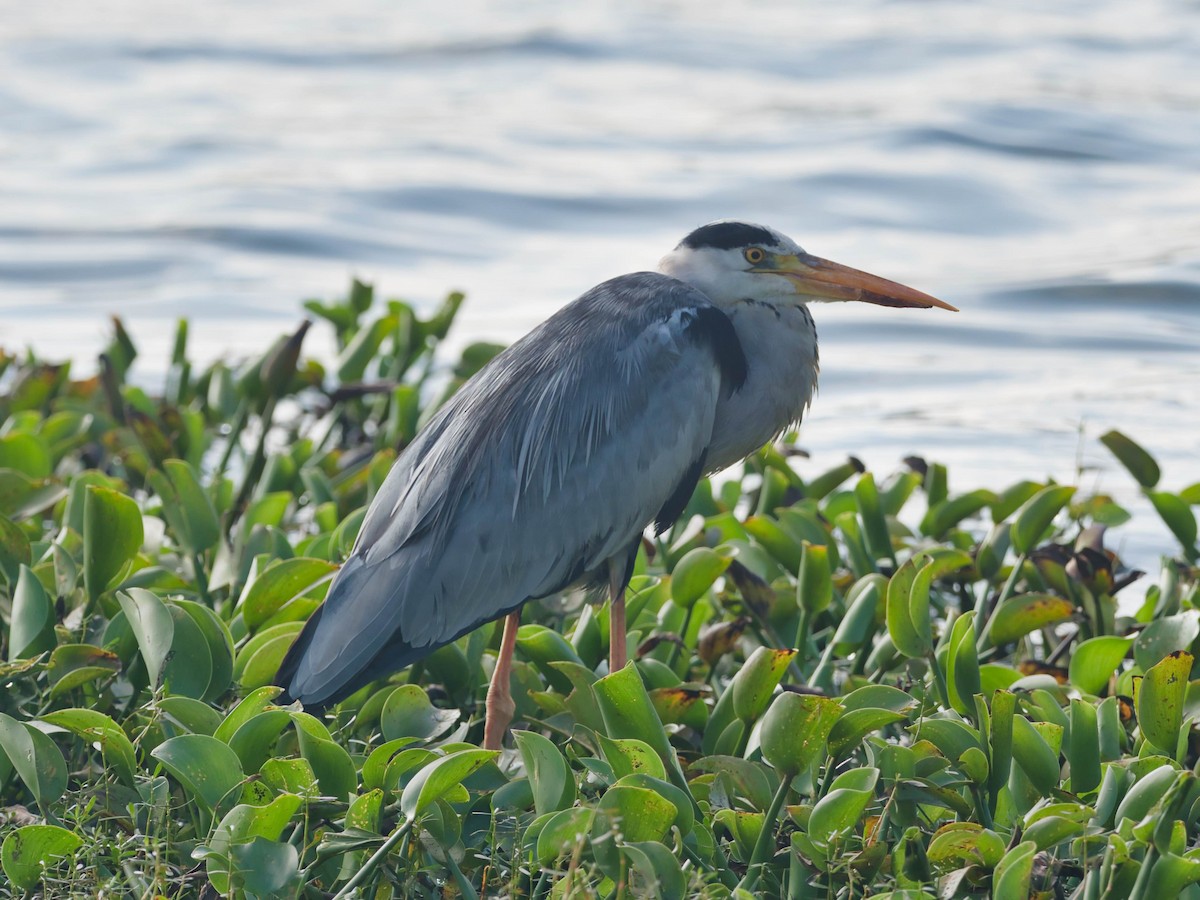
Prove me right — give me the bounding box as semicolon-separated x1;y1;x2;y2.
279;272;742;705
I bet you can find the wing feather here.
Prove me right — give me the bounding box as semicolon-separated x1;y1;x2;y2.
281;272;741;705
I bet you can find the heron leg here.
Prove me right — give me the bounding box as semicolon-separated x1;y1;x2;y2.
483;610;521;751
608;559;627;672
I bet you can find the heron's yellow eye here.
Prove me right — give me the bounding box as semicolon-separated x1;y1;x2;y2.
744;247;766;265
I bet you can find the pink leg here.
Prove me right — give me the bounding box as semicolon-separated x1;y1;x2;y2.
483;611;521;750
609;561;627;672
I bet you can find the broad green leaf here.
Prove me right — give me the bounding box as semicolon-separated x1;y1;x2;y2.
595;785;675;843
1138;650;1192;755
148;459;220;554
1;825;82;891
759;691;842;776
1068;699;1101;794
671;547;732;608
0;513;30;585
513;730;575;817
0;713;68;809
41;708;137;787
797;542;832;614
1010;716;1060;795
986;593;1075;646
1135;612;1200;672
1069;636;1133;696
1148;492;1198;559
886;558;926;657
1100;429;1160;489
117;588;174;688
151;733;244;812
809;767;879;844
161;604;213;698
214;686;285;744
1011;485;1076;555
623;839;688;899
291;712;357;800
174;599;236;702
46;644;122;697
926;823;1006;871
379;684;460;741
828;708;908;760
992;841;1036;900
238;557;336;631
8;564;54;661
598;735;666;781
400;748;498;819
84;485;144;605
594;663;679;782
731;646;798;724
535;807;596;864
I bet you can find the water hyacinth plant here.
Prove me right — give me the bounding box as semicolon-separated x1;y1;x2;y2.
0;281;1199;898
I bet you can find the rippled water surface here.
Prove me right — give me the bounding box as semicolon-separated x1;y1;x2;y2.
3;0;1199;563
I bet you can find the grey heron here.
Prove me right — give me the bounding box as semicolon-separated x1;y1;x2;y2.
275;221;956;748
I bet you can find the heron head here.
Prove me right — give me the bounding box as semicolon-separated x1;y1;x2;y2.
658;220;957;313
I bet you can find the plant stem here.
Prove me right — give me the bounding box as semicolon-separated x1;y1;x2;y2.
793;608;813;670
927;651;952;710
332;818;413;900
975;552;1025;651
737;774;792;893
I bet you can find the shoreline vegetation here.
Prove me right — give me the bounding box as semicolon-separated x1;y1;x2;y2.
1;281;1199;898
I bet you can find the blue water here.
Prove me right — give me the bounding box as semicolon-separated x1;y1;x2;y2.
2;0;1198;567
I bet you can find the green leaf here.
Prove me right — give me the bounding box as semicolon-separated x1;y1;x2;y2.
151;733;245;813
1010;716;1060;795
117;588;174;689
886;558;926;658
855;472;893;561
991;841;1036;900
1;825;83;891
379;684;460;741
1138;650;1192;755
595;785;676;843
594;663;680;782
1135;612;1200;672
1100;429;1160;489
731;646;798;724
513;730;575;817
41;708;138;787
290;712;357;800
797;542;832;614
148;459;220;554
986;593;1075;646
759;691;842;777
809;767;879;844
0;513;30;585
828;708;908;760
0;713;68;809
1148;492;1198;559
8;564;55;661
161;603;213;698
238;557;337;631
623;839;688;899
174;599;236;702
598;735;667;781
83;485;144;605
1010;485;1076;554
46;644;122;697
535;807;596;864
1067;699;1101;794
400;748;498;819
1068;636;1133;696
670;547;732;608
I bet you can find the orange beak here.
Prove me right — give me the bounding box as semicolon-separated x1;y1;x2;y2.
770;253;958;311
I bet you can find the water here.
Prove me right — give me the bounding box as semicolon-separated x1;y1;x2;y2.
2;0;1199;569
